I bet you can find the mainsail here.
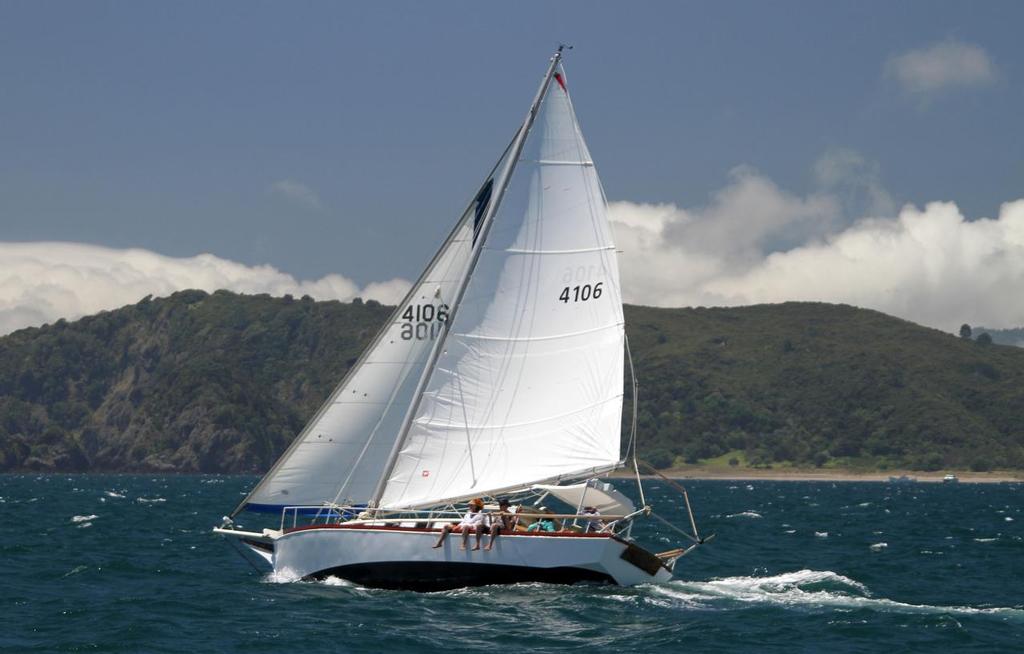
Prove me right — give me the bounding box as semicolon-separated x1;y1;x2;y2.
236;53;624;515
379;62;625;509
234;143;515;514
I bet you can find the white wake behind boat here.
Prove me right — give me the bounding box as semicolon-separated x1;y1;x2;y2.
215;48;705;591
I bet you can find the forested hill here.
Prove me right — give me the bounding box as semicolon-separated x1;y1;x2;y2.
1;291;1022;473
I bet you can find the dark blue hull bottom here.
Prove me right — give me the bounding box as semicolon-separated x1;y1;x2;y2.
306;562;616;592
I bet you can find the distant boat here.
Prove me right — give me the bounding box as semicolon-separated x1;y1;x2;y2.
214;48;707;591
943;474;959;484
888;475;917;484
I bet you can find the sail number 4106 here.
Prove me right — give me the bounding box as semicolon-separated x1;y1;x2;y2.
559;282;602;303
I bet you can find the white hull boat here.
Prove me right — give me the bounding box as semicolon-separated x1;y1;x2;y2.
215;47;706;591
229;521;673;591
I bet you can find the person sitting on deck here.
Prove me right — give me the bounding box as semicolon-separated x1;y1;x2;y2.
526;507;558;532
581;506;605;533
432;498;489;550
485;498;518;550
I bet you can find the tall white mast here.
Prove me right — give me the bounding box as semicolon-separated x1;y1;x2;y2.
368;48;567;508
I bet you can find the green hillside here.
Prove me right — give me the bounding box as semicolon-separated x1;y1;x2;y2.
1;291;1022;473
625;304;1024;472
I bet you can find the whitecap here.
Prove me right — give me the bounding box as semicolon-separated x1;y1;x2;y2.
815;531;829;538
869;542;888;551
745;485;754;491
973;537;998;543
105;491;125;499
77;522;93;529
71;514;97;523
1005;517;1014;522
858;502;872;507
784;529;796;534
650;569;1024;619
263;568;302;584
726;511;763;519
137;497;167;503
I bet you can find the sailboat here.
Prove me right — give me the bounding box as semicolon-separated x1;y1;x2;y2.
214;47;705;591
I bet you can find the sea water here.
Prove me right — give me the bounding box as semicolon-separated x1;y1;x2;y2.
2;474;1021;652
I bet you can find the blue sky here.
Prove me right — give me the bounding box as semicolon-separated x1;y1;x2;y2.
2;1;1023;333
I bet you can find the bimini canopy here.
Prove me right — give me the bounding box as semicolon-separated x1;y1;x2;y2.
533;480;635;516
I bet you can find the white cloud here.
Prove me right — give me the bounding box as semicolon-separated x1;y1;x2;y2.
269;179;325;210
610;176;1024;333
0;242;410;335
813;148;895;218
885;40;996;94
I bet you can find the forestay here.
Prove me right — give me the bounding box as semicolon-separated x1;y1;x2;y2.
236;148;513;513
380;65;625;509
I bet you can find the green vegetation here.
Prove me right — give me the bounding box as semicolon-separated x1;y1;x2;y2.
0;291;389;472
1;293;1022;473
974;326;1024;348
623;303;1024;472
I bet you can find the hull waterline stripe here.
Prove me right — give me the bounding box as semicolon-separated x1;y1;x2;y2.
305;561;615;592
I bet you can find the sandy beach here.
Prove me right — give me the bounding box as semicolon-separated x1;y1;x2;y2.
608;467;1023;483
645;467;1024;484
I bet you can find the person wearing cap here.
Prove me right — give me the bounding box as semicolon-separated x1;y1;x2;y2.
432;498;489;550
485;498;518;551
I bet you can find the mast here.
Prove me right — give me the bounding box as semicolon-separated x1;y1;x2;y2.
368;48;566;508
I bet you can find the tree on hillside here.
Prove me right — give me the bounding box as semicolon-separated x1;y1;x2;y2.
959;324;972;339
976;332;993;346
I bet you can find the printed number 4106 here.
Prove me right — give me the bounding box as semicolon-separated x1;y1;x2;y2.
559;282;603;303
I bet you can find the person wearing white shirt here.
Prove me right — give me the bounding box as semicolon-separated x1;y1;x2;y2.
432;498;489;550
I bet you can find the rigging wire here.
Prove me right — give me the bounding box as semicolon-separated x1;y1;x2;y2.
624;335;646;507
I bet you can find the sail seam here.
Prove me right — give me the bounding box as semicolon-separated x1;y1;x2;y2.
494;245;615;254
452;321;623;342
414;393;624;430
528;159;594;166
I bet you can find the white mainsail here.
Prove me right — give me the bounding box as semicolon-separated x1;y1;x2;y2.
235;147;514;513
379;65;625;509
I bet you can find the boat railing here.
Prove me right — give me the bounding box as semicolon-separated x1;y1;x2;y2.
277;504;637;534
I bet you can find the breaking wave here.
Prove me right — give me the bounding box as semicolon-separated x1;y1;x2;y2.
725;511;763;519
649;570;1024;618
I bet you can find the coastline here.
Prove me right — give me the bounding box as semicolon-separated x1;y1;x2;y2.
639;467;1024;484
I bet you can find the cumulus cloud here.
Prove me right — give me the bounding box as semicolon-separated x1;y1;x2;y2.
885;40;996;94
0;243;410;335
609;159;1024;332
269;179;325;210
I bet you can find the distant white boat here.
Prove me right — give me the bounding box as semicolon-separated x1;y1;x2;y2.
942;474;959;484
214;48;707;591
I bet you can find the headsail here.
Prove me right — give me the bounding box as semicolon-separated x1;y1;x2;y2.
379;62;625;509
233;141;516;515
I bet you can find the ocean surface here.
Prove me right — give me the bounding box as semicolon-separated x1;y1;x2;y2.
2;474;1022;653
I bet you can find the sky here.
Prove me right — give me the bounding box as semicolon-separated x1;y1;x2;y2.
2;1;1023;335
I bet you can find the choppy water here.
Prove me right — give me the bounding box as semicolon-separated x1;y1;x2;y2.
2;474;1022;652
